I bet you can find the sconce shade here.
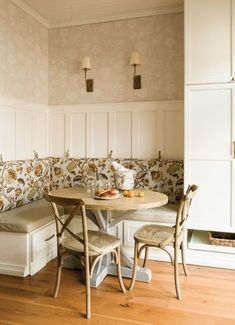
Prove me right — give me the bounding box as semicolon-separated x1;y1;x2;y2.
81;56;91;70
129;51;141;66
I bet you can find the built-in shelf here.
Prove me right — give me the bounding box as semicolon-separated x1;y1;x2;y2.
188;230;235;254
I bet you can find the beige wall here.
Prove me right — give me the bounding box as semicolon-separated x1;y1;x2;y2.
49;13;183;105
0;0;48;104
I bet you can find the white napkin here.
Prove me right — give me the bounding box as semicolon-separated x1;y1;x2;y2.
112;162;135;190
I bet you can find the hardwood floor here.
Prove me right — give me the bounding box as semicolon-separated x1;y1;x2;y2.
0;260;234;324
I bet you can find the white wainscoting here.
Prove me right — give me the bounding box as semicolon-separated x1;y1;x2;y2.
49;100;184;159
0;96;48;161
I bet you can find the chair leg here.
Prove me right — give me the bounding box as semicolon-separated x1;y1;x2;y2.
129;241;139;291
53;253;62;298
116;246;126;293
174;245;181;300
180;241;188;276
143;246;149;268
85;254;91;319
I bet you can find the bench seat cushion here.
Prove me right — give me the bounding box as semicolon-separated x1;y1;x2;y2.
0;199;64;233
120;203;178;224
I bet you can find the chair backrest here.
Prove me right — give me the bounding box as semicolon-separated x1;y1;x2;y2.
174;184;198;242
44;192;89;256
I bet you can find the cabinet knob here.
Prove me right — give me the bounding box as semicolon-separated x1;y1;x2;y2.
231;77;235;82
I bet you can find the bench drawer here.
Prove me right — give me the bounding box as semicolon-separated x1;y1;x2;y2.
31;222;57;263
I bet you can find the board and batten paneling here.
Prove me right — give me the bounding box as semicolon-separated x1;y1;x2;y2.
15;109;32;160
0;105;15;161
50;113;65;157
0;96;48;161
67;113;87;158
49;101;183;159
92;112;108;158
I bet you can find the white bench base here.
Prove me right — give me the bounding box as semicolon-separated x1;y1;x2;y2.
0;220;57;277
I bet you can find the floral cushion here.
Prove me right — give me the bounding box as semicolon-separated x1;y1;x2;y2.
50;158;183;203
0;159;50;213
0;157;183;214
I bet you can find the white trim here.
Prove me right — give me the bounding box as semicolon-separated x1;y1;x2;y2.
50;4;184;29
123;245;235;270
0;95;48;112
10;1;183;30
0;263;28;277
49;100;184;113
10;0;49;28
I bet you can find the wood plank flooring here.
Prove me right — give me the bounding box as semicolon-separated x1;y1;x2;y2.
0;260;234;324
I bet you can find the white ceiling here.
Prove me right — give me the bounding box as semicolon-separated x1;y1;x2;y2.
17;0;183;28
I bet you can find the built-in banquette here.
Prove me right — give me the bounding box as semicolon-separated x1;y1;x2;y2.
0;157;183;277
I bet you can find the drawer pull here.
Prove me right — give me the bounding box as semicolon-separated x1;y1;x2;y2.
44;234;55;242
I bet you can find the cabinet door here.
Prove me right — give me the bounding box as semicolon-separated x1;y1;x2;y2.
186;87;233;159
232;0;235;80
185;0;231;84
187;160;232;231
185;85;234;231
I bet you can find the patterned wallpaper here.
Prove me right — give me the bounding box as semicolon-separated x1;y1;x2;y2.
49;13;184;105
0;0;48;104
0;2;183;106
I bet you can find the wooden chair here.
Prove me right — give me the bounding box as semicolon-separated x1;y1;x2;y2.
44;193;126;319
128;185;198;299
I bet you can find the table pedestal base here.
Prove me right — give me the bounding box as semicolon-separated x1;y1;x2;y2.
63;251;152;288
107;264;152;283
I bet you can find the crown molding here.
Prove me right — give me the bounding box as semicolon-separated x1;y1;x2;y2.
10;0;49;28
10;1;183;30
49;4;184;29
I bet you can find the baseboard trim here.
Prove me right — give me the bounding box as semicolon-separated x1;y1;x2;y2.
0;263;28;277
122;246;235;270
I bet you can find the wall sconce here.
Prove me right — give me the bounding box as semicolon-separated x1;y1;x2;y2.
129;51;141;89
81;56;93;92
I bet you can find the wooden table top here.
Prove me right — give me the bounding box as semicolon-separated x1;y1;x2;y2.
50;187;168;211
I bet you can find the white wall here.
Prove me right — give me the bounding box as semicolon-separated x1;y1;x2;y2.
49;100;184;159
0;96;48;161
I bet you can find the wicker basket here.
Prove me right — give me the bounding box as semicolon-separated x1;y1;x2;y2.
208;232;235;247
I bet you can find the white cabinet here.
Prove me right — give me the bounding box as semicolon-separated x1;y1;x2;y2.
185;0;233;84
0;221;57;277
185;84;235;232
184;0;235;269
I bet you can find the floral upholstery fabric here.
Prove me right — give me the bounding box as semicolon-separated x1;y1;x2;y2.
50;157;114;189
0;157;183;214
0;159;50;213
50;158;183;203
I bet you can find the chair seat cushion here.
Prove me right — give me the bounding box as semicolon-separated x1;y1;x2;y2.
134;224;174;246
62;230;120;255
121;203;178;224
0;198;64;233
